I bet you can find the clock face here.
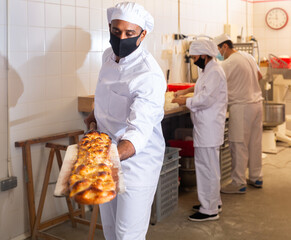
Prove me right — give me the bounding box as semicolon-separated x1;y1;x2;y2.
265;8;288;30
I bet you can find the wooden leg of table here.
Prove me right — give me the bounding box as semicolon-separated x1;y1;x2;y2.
74;135;79;143
88;205;99;240
32;148;55;239
55;149;64;169
65;197;77;228
75;204;86;219
23;144;36;236
55;149;77;228
69;134;80;145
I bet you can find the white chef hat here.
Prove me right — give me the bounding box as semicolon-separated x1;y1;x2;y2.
189;39;219;57
107;2;154;33
213;33;231;46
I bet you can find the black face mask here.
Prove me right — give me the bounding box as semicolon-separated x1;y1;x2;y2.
109;30;143;58
194;56;206;70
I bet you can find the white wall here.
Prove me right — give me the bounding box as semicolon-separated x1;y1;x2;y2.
252;0;291;132
0;0;8;178
0;0;252;239
158;0;253;83
253;0;291;59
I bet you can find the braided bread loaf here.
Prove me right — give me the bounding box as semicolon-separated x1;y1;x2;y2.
69;131;116;205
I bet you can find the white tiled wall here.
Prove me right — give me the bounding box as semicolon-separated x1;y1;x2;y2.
170;0;253;83
252;1;291;131
0;0;7;180
253;1;291;59
1;0;253;239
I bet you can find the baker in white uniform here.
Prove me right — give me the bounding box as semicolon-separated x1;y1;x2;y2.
84;2;166;239
173;39;227;221
213;34;264;193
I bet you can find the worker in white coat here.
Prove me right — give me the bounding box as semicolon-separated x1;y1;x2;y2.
213;34;263;193
84;2;166;239
173;39;228;221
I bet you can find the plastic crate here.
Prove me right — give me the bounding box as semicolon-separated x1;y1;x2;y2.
168;140;194;157
161;155;180;173
174;128;193;140
167;83;195;92
151;165;179;224
168;128;194;157
150;147;180;225
270;57;291;69
163;147;180;165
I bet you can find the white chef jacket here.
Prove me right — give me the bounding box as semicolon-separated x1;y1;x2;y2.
94;46;167;187
221;51;263;105
186;59;228;147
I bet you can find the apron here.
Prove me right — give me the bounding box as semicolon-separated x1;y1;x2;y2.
228;52;261;143
228;104;245;142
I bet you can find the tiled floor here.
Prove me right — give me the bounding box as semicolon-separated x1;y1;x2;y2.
39;145;291;240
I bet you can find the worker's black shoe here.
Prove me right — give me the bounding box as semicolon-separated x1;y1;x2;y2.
188;212;219;222
192;204;222;213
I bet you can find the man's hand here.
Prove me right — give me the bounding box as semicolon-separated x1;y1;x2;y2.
84;110;97;130
172;96;187;106
89;122;97;131
174;89;187;98
117;140;135;161
174;86;194;97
